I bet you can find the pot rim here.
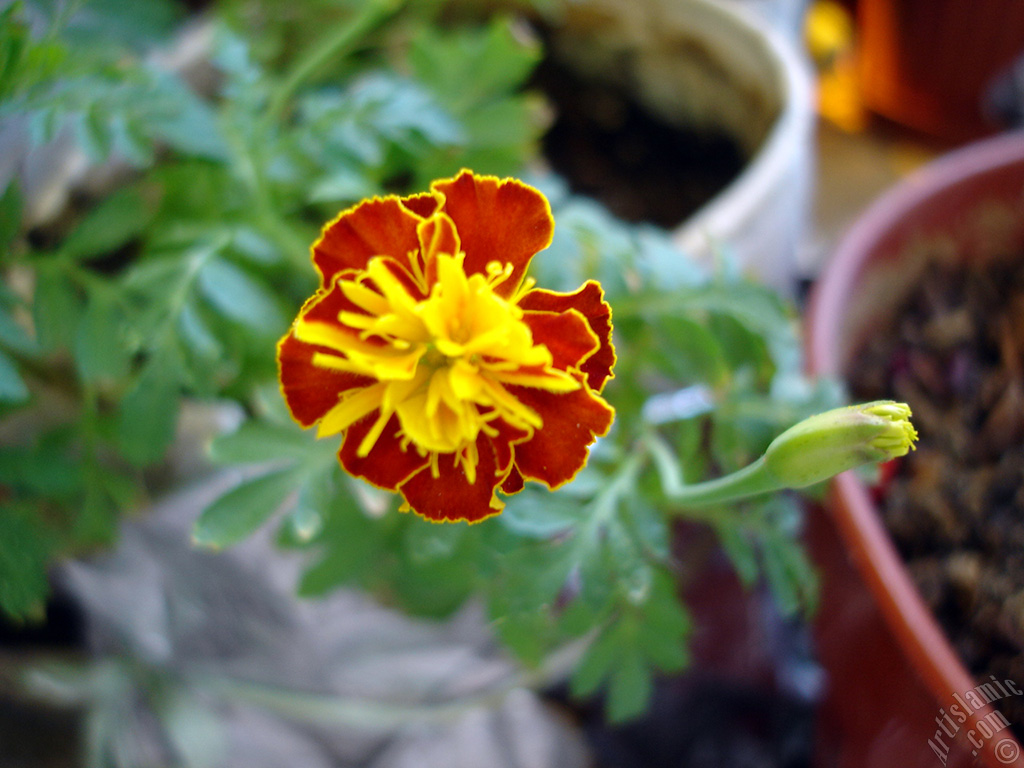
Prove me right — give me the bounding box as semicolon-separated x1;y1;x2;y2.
807;130;1024;767
672;0;814;285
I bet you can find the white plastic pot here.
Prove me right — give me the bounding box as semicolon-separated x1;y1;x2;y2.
546;0;815;292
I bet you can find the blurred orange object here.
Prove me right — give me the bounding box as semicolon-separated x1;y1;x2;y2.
806;0;869;132
857;0;1024;141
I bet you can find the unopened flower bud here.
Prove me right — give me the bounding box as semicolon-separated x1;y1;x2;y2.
763;401;917;488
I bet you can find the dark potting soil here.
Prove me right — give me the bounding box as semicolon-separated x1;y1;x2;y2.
532;56;747;229
547;521;819;768
553;678;815;768
850;252;1024;738
0;592;85;766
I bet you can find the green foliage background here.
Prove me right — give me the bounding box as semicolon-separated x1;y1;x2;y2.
0;0;838;723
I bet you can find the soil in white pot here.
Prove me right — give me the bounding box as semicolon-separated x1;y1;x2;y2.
532;54;747;228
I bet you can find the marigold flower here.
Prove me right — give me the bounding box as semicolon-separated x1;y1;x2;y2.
278;170;616;522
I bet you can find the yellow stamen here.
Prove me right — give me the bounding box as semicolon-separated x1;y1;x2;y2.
339;280;390;316
357;408;394;457
318;383;389;438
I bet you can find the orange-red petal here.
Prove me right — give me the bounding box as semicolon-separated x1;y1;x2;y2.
507;385;615;489
398;434;504;523
312;197;426;287
401;191;442;219
519;281;615;392
522;308;598;373
491;420;531;477
501;466;525;495
431;171;553;298
418;213;461;287
339;414;430;491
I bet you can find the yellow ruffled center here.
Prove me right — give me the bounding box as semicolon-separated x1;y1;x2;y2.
294;252;580;483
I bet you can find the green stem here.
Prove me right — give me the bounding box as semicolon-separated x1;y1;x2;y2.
589;449;646;525
644;431;782;510
264;0;405;124
231;2;404;269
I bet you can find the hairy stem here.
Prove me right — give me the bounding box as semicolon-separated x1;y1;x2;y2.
644;430;781;510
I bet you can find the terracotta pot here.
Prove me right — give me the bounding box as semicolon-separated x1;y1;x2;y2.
806;131;1024;767
857;0;1024;141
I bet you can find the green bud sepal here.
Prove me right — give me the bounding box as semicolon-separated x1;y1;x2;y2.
763;400;918;488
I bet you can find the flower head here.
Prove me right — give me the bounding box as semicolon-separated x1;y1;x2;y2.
278;171;616;522
763;400;918;488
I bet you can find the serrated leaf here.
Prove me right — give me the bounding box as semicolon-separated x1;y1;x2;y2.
0;348;28;402
193;468;299;549
0;506;53;621
500;490;583;539
638;629;689;673
687;281;799;371
0;8;29;102
409;19;541;113
66;0;183;50
74;288;130;382
177;299;221;359
708;314;772;380
602;520;652;606
0;181;22;250
635;226;707;289
491;608;553;665
621;497;670;561
714;520;759;586
122;253;190;293
287;468;337;542
0;303;37;355
76;469;121;547
489;540;579;617
33;265;82;352
111;114;155;166
761;541;805;616
208;419;324;464
0;436;83;499
570;626;620;698
642;578;693;639
62;186;153;261
403;516;467;564
229;227;280;266
637;592;691;672
309;169;378;204
116;353;180;466
75;105;112;163
298;496;381;596
758;500;819;615
147;163;237;225
391;542;478;617
148;71;228;161
605;650;653;723
27;106;61;147
459;96;535;148
356;73;463;147
649;316;728;386
197;257;285;334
